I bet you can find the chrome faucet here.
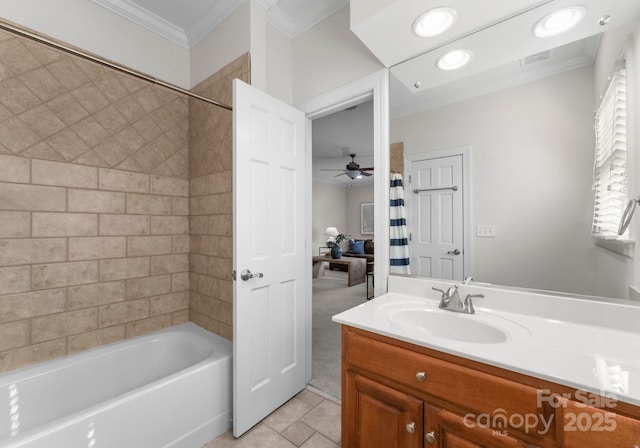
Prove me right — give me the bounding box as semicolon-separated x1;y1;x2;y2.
432;286;484;314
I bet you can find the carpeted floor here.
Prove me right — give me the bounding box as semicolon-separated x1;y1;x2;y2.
309;268;369;401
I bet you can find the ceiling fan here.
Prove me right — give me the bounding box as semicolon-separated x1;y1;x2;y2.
322;154;374;179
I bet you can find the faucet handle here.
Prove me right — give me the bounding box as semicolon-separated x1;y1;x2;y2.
431;287;447;297
464;293;484;314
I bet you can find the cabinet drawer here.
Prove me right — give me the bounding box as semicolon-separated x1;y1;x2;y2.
346;330;549;437
557;399;640;447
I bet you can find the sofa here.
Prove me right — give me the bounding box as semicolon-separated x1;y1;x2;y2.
330;239;374;272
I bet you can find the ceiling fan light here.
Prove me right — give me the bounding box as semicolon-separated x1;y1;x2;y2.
413;7;457;37
436;49;473;71
346;170;361;179
533;6;586;38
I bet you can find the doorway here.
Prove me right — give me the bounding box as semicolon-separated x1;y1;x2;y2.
309;101;374;400
298;69;390;400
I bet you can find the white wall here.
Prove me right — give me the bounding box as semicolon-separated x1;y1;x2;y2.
190;2;250;88
0;0;191;88
346;185;375;240
391;65;614;297
266;22;293;105
312;181;347;252
292;6;383;105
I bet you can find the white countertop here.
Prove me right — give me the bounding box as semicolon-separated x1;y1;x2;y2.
332;275;640;407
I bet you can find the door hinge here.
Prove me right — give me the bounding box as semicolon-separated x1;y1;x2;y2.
409;233;412;241
232;270;236;281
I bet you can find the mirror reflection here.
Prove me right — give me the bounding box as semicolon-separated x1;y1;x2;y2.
389;21;639;300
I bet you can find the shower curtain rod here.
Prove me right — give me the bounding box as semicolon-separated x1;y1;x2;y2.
0;19;233;111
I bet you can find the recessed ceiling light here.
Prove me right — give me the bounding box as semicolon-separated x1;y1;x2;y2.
533;5;587;38
413;7;457;37
436;49;473;71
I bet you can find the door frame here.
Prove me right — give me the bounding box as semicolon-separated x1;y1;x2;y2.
404;146;472;280
296;69;390;381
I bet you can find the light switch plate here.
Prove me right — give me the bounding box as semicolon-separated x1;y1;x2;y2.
476;224;496;237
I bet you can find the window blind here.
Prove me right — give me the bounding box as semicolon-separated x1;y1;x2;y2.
592;68;627;239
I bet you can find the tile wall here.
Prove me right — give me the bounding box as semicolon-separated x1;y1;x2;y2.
188;55;250;340
0;29;194;372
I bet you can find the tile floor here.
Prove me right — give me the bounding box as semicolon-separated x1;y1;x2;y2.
203;388;341;448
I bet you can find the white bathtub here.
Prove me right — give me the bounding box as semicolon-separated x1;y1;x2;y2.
0;323;232;448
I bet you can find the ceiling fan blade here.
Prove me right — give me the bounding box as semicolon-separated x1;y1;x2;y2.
334;172;347;177
360;171;373;177
360;167;374;171
320;169;347;171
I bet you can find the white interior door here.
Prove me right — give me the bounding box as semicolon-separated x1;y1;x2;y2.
233;79;307;437
408;154;465;280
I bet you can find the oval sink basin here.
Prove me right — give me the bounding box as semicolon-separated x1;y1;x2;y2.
385;306;530;344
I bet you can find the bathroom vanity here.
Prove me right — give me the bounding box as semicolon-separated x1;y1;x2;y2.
333;276;640;447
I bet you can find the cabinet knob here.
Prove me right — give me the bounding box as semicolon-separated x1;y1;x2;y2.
406;422;416;434
416;371;427;381
425;431;436;444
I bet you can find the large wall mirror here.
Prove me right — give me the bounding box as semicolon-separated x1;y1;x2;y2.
387;11;640;301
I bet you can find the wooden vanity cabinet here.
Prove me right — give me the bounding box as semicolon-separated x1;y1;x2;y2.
341;326;640;448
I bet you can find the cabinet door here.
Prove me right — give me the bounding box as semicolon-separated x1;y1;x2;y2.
343;371;423;448
424;403;538;448
556;399;640;447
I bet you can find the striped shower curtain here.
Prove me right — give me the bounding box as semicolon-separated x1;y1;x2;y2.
390;173;411;274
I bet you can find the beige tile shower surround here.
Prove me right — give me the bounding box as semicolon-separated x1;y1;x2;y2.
0;27;249;373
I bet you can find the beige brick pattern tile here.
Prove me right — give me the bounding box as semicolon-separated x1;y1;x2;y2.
0;238;67;266
151;175;188;196
68;325;126;354
150;253;189;275
32;212;98;237
31;308;98;343
99;214;149;235
172;197;189;215
172;272;189;292
32;261;98;290
0;154;29;183
127;236;172;256
173;235;190;253
69;236;126;260
31;159;97;188
0;339;67;374
126;274;172;300
99;298;149;327
150;291;189;316
99;257;150;281
0;288;66;323
68;189;125;213
0;266;31;294
0;183;66;211
0;211;30;237
68;281;126;309
0;321;29;351
126;193;172;215
126;314;172;337
151;216;188;235
99;168;149;193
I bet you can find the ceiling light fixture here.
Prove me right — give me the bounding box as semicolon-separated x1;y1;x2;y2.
533;5;587;38
436;49;473;71
413;7;457;37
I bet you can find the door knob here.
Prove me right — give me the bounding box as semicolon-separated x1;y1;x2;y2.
240;269;263;281
406;422;416;434
447;249;461;255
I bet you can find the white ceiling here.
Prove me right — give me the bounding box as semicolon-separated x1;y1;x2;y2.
90;0;348;47
312;101;374;187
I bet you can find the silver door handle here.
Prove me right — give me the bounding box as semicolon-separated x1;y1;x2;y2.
447;249;460;255
240;269;263;281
